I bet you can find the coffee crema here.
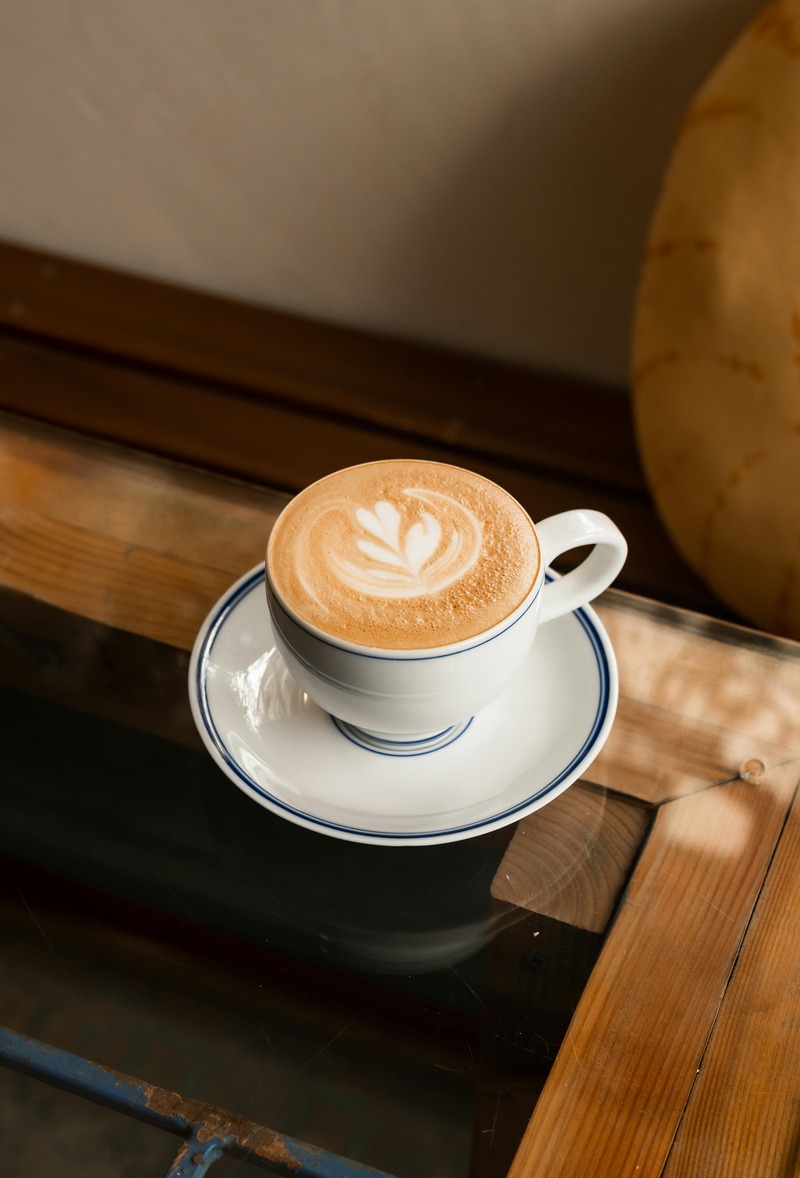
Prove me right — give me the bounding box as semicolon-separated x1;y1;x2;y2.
267;460;540;650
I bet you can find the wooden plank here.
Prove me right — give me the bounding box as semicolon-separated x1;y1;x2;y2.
0;416;284;649
0;399;711;616
507;760;800;1178
0;238;642;493
589;599;800;802
0;501;239;653
491;786;650;933
0;408;286;572
663;782;800;1177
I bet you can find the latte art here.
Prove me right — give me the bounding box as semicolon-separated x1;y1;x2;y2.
328;489;482;599
267;460;540;650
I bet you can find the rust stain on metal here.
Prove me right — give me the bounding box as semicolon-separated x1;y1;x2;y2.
238;1126;305;1171
144;1085;303;1170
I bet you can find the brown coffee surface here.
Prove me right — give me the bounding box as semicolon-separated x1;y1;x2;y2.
267;460;540;650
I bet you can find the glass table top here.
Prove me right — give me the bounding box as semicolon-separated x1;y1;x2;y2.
0;587;611;1178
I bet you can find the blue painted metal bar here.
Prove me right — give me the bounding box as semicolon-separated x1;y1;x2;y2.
0;1025;397;1178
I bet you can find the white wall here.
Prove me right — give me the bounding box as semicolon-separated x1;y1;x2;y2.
0;0;761;387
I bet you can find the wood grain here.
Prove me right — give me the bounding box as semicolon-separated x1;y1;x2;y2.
0;406;713;643
508;760;800;1178
662;780;800;1177
491;785;650;933
590;598;800;801
0;412;284;649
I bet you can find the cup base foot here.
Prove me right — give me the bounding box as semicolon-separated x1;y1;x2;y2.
331;717;473;757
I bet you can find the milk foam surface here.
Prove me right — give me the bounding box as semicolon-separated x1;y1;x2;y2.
268;460;540;649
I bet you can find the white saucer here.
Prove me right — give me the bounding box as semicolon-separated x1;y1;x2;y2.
188;565;618;847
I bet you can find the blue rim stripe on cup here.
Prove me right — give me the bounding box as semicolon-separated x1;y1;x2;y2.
267;580;542;662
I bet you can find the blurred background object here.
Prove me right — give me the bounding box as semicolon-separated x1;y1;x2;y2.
633;0;800;637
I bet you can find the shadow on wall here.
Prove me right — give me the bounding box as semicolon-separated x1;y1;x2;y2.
376;0;763;389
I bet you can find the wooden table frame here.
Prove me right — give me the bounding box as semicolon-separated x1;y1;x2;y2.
0;239;727;620
2;410;798;1177
507;596;800;1176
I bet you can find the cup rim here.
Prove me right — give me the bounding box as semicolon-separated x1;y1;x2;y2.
265;458;543;658
265;564;544;661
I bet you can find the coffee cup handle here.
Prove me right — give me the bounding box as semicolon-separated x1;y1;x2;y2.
536;510;627;623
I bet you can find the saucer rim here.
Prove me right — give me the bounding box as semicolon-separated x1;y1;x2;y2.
188;564;618;846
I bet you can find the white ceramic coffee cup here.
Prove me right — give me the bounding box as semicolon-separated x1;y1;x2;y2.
266;479;626;745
